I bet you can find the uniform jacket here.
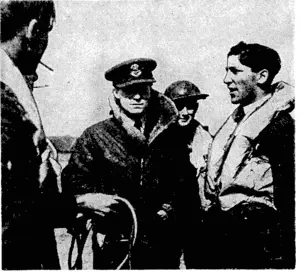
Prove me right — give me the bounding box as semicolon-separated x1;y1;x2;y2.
164;119;211;268
1;49;61;269
205;81;294;212
61;90;192;238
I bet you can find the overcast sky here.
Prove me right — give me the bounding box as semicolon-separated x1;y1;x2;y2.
34;0;294;137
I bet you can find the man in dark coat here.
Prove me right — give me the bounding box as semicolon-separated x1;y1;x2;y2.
62;58;193;269
1;0;61;269
164;80;211;268
201;41;295;269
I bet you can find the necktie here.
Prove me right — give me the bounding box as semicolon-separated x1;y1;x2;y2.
233;106;245;124
134;119;143;131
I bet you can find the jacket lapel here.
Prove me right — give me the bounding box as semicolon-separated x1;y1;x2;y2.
208;81;294;189
0;49;45;155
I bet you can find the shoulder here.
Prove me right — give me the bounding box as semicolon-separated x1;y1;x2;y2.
195;121;212;137
274;111;294;126
264;111;294;136
1;81;26;117
150;89;178;120
257;111;294;151
192;122;212;148
85;118;114;134
78;119;108;138
1;81;35;139
76;118;118;143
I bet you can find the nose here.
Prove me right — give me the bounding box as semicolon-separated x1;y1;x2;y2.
223;72;231;85
180;107;188;115
133;93;141;100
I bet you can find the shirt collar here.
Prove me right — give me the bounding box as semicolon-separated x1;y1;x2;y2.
243;93;272;116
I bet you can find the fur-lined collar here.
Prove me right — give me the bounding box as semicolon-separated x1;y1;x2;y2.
108;89;178;144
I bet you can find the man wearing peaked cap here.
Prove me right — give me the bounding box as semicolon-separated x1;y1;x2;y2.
105;58;157;88
62;58;193;269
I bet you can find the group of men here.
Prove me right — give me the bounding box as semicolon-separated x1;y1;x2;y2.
1;0;295;270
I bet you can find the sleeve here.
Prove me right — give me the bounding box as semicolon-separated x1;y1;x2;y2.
61;129;101;196
255;112;295;213
1;82;43;233
1;82;41;189
1;82;38;165
255;111;295;264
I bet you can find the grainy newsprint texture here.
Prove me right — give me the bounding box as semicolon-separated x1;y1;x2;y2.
1;0;295;270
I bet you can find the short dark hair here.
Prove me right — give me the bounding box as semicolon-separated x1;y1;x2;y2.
228;41;281;86
0;0;55;43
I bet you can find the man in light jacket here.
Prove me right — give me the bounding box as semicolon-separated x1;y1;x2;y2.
201;41;294;269
1;0;61;269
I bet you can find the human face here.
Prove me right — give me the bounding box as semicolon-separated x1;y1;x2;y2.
114;84;151;116
32;17;55;66
223;55;258;106
175;100;198;126
21;17;54;75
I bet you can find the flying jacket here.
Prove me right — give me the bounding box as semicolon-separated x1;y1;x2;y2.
1;49;61;269
61;90;191;240
204;82;294;211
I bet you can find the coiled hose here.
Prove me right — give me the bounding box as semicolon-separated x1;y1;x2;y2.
68;196;138;270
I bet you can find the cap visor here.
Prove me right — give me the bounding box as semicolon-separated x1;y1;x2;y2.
115;79;156;88
172;94;209;101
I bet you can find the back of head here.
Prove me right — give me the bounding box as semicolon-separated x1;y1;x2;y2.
228;41;281;87
164;80;209;101
0;0;55;43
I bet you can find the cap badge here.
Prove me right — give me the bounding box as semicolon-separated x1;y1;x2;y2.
130;63;142;77
178;88;187;95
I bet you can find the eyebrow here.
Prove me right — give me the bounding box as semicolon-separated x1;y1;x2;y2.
225;66;243;72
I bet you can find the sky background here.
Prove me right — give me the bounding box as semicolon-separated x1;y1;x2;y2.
34;0;295;137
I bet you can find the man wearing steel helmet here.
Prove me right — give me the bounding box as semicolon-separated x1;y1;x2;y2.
164;80;212;268
164;80;212;175
201;42;295;268
62;58;192;269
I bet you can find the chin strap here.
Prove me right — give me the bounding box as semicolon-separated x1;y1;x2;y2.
68;196;138;270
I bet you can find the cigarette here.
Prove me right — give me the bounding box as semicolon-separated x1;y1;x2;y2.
39;61;54;72
34;85;50;88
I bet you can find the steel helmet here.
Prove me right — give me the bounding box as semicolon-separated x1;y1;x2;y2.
164;80;209;101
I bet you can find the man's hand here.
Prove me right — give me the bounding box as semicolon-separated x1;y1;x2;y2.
76;193;119;216
157;210;168;220
157;203;173;220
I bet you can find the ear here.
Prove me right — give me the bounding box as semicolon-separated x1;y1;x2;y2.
113;88;121;99
25;19;39;39
256;69;269;85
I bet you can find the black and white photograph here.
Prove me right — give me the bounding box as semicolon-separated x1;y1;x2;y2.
1;0;295;269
